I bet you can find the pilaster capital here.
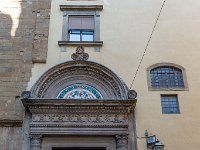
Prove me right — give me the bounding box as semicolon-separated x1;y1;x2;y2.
30;134;42;148
115;134;128;149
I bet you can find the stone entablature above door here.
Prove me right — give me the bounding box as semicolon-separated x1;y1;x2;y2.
22;99;136;135
22;98;137;150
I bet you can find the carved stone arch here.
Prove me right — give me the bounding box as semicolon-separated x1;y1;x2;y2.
31;61;129;99
147;62;186;71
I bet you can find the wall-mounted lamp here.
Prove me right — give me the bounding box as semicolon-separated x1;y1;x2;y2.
145;130;164;150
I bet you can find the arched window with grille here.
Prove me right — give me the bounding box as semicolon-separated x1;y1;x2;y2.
147;63;188;90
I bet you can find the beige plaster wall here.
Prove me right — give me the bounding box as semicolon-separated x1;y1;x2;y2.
28;0;200;150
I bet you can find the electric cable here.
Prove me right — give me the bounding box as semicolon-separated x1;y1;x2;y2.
129;0;167;89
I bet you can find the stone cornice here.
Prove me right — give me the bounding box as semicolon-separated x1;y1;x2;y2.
60;5;103;11
30;124;128;128
22;98;136;105
22;99;136;114
0;120;23;127
58;41;103;47
22;98;136;135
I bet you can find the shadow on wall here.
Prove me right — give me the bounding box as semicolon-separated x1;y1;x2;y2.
0;1;34;119
0;1;37;150
0;13;12;39
0;0;51;149
0;12;13;77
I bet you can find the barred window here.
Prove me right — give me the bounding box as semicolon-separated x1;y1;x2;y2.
150;66;184;89
161;95;180;114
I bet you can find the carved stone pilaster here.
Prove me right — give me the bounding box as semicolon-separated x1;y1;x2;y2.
116;134;128;150
30;134;42;150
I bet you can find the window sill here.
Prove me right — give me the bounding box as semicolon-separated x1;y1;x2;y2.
58;41;103;47
60;5;103;11
148;87;188;91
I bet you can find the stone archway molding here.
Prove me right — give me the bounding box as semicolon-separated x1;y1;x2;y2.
31;60;130;99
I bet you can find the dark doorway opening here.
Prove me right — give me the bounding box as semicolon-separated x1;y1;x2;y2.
52;148;106;150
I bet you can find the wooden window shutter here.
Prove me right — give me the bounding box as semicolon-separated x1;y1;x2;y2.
68;16;94;30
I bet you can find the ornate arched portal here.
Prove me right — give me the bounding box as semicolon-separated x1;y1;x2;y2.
31;60;129;100
22;50;137;150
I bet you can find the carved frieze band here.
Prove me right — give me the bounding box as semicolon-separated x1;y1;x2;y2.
29;106;128;114
32;114;128;124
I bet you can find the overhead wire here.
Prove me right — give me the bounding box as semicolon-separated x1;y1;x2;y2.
129;0;167;89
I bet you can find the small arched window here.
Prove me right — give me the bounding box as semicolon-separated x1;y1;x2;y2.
147;63;187;90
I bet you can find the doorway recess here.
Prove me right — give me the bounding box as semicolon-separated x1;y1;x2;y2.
52;148;106;150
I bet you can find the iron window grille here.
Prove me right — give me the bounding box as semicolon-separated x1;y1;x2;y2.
150;66;184;89
161;95;180;114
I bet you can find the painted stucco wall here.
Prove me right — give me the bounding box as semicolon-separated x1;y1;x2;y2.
1;0;200;149
28;1;200;149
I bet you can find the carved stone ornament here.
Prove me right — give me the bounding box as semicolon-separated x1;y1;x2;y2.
21;91;31;99
71;46;89;61
31;61;129;99
127;90;137;99
32;114;127;124
22;99;136;135
115;134;128;150
30;134;42;150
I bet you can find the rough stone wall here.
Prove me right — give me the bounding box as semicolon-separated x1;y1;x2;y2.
0;127;23;150
32;0;51;63
0;0;51;149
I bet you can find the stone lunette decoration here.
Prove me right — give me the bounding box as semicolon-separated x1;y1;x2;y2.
31;61;129;99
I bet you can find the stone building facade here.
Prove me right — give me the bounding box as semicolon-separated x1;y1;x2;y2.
1;0;200;150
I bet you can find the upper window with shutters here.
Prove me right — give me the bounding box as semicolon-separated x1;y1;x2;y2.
58;5;103;48
68;15;94;41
